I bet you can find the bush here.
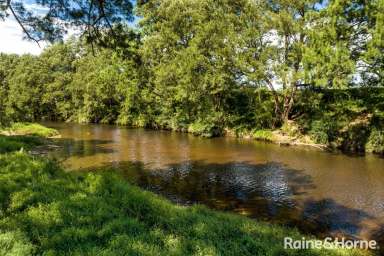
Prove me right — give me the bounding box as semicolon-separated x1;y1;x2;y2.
341;124;370;153
281;121;301;138
188;114;224;138
366;128;384;154
0;231;35;256
188;121;222;138
309;121;330;144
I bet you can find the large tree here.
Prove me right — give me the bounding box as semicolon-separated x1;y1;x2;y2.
241;0;383;123
138;0;255;130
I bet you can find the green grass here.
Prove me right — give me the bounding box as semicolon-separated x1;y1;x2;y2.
0;152;372;256
0;122;57;154
252;129;274;142
0;135;43;154
1;123;59;137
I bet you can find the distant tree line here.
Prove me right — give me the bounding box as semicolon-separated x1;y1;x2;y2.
0;0;383;143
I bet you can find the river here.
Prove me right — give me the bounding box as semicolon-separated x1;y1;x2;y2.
43;122;384;243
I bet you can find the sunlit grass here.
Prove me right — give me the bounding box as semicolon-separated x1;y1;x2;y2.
0;123;59;137
252;129;274;142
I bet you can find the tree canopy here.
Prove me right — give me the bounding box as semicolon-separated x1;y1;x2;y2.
0;0;383;149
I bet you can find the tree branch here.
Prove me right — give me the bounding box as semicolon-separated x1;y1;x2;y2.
7;0;41;47
97;0;116;36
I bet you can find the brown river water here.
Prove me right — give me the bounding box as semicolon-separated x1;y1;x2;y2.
43;122;384;244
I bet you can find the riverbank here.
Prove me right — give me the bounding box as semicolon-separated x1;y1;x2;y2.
162;88;384;156
225;124;328;151
0;124;373;255
0;122;59;137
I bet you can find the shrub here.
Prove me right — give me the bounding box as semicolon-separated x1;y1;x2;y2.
281;121;301;138
366;128;384;154
188;114;224;138
309;121;330;144
188;121;221;138
0;231;35;256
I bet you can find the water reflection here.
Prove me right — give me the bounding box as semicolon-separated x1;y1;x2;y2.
43;122;384;242
101;161;369;238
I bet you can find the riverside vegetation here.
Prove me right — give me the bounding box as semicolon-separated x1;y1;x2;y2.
0;124;373;255
0;0;383;155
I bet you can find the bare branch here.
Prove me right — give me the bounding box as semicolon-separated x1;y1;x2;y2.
97;0;116;36
7;0;41;47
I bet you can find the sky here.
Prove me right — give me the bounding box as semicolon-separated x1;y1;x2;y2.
0;0;51;55
0;0;138;55
0;16;48;55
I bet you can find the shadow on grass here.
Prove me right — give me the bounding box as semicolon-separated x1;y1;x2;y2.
0;135;44;153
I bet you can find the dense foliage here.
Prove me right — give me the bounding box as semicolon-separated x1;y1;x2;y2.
0;0;383;152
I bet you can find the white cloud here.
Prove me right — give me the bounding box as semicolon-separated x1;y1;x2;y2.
24;3;50;16
0;17;48;55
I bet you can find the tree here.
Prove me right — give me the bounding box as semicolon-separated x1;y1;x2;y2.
361;0;384;86
241;0;370;124
138;0;252;131
39;41;77;120
0;54;19;125
5;54;47;121
69;47;134;123
306;0;383;87
0;0;134;45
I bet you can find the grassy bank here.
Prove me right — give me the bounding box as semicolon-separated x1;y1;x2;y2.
0;122;56;154
0;122;59;137
0;124;373;255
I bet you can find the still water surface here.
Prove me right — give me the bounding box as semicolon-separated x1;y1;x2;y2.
43;122;384;242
